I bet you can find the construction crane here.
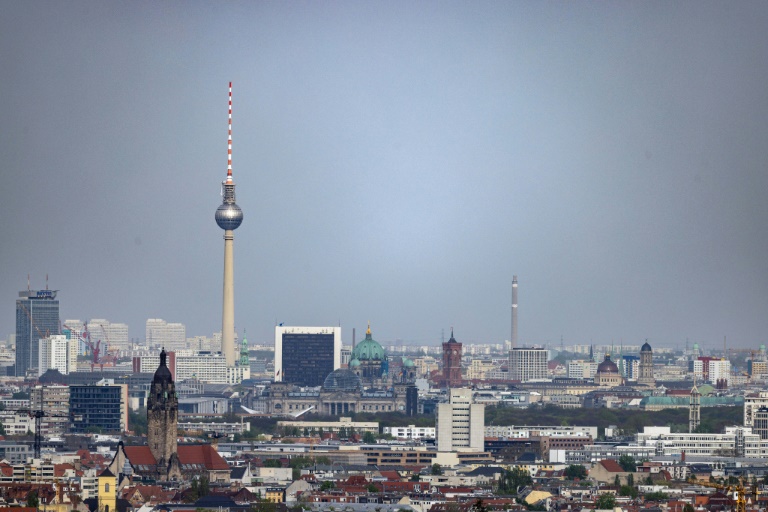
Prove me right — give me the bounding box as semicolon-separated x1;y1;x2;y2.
12;408;71;459
691;476;759;512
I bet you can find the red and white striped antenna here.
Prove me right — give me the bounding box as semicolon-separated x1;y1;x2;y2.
226;81;233;183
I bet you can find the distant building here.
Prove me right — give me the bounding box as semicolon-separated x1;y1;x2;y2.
145;319;186;350
509;347;548;382
441;330;463;387
70;382;128;434
436;388;484;452
16;289;60;377
595;354;623;387
30;384;69;436
637;341;655;387
87;319;130;350
38;334;78;376
274;326;341;387
133;351;248;384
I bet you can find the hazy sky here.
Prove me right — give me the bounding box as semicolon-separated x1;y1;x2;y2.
2;2;767;350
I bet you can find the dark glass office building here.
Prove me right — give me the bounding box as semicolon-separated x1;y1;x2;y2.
69;385;126;433
15;290;60;377
281;331;336;387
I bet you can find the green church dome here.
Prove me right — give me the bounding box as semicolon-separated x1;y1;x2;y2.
349;358;361;367
403;357;415;367
351;324;386;361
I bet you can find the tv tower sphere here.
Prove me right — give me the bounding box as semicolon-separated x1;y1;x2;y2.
215;200;243;230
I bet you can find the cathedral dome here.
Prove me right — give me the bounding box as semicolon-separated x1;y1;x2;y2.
597;354;619;374
323;369;362;392
351;325;385;361
349;358;361;367
403;357;415;368
154;349;173;384
641;341;652;352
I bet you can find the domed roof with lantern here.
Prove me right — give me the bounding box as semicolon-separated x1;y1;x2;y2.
597;354;619;374
351;323;386;361
641;341;652;352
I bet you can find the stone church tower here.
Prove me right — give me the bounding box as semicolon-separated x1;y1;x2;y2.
637;341;656;387
147;349;181;480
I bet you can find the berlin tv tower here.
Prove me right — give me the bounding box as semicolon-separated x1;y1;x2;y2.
215;82;243;366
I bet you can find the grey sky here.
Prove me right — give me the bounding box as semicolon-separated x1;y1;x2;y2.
1;2;767;350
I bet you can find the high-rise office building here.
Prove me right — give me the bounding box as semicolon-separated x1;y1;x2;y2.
436;388;484;452
215;82;244;367
88;319;130;350
30;385;70;436
16;289;60;377
274;326;341;387
509;347;548;382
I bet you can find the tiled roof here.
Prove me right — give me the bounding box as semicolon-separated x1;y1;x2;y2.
599;459;625;473
178;444;229;470
124;445;158;466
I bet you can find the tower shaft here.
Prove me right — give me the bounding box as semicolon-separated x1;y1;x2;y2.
222;230;236;366
511;275;518;349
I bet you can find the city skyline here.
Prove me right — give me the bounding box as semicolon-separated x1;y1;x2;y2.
2;3;768;348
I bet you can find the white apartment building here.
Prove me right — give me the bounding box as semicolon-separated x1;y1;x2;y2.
693;358;732;385
509;347;548;382
383;425;437;439
745;392;768;427
38;335;78;376
436;388;484;452
145;318;186;350
88;319;130;349
135;351;249;383
567;360;597;379
485;425;598;439
635;426;768;458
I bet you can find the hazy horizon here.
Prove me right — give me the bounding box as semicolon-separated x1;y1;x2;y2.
2;2;767;349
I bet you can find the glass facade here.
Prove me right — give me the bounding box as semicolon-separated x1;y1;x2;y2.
15;292;60;377
282;332;334;387
69;385;124;433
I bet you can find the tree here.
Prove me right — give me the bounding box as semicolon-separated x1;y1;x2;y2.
319;481;335;491
367;484;380;493
470;499;488;512
498;467;533;494
618;454;636;472
683;504;695;512
627;473;634;487
644;491;669;501
263;459;283;468
645;475;654;485
362;431;377;444
27;491;39;508
595;494;616;510
619;485;638;498
431;463;443;475
564;465;587;480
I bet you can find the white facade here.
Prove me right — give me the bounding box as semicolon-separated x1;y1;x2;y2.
485;424;597;439
509;348;548;382
384;425;437;439
273;326;341;382
744;392;768;427
567;360;597;379
635;425;768;458
146;318;186;350
436;388;484;452
137;351;249;383
88;319;130;349
38;334;78;376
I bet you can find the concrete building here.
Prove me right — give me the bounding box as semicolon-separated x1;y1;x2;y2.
30;385;70;436
134;350;248;384
274;326;341;387
636;426;768;458
509;347;548;382
745;392;768;427
436;388;484;452
16;289;60;377
87;319;130;350
277;417;378;435
38;334;78;376
383;425;437;439
70;382;129;434
145;319;186;350
567;360;597;379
